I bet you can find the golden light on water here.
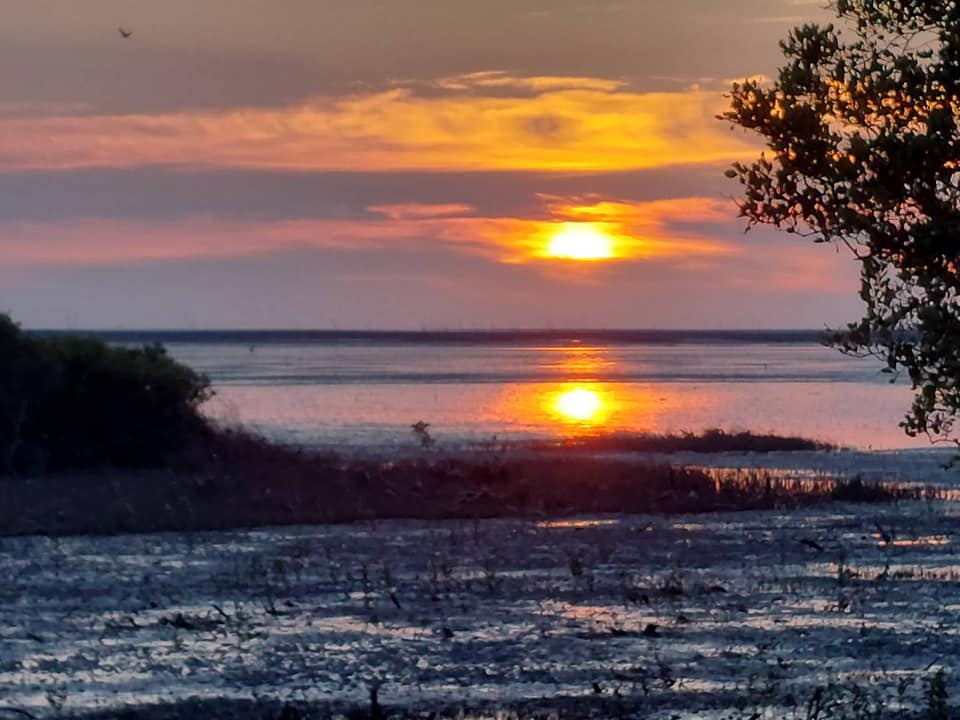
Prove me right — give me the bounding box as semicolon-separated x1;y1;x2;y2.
552;386;606;424
544;223;616;260
480;346;672;435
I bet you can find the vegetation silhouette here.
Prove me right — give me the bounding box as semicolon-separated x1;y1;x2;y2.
0;314;211;474
724;1;960;445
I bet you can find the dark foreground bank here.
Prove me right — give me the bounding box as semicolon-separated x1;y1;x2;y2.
0;428;928;537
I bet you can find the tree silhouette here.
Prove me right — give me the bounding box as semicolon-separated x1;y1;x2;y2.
724;1;960;443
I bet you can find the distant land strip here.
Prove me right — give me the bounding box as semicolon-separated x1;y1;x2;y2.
30;328;829;346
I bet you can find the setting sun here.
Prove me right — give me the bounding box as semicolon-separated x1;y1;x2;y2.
554;387;603;422
545;223;616;260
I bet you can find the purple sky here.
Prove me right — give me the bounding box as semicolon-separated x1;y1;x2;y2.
1;0;859;329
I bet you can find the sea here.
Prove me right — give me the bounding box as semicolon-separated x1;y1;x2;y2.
83;329;930;453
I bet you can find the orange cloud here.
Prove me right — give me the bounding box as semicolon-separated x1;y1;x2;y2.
358;196;740;265
0;74;757;171
0;195;859;297
498;196;740;263
0;196;739;269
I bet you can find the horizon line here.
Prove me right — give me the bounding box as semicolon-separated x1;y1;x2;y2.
29;326;829;333
27;327;831;345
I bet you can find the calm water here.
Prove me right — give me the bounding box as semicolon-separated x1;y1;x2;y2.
87;330;925;450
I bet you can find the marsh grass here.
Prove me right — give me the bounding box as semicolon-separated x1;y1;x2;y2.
514;428;832;454
0;428;929;536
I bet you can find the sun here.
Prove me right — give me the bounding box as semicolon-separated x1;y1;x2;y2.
554;387;603;422
545;223;616;260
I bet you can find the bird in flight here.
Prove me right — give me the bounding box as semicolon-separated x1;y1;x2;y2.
118;27;133;39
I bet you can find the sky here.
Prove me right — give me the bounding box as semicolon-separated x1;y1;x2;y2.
0;0;859;329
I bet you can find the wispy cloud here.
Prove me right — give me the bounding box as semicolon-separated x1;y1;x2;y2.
433;71;627;93
367;203;476;220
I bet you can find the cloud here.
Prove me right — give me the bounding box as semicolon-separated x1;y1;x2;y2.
510;195;740;263
0;165;743;224
7;233;860;330
0;194;742;272
367;203;475;220
0;73;758;172
433;71;626;93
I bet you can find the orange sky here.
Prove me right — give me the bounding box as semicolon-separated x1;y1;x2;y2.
0;0;857;329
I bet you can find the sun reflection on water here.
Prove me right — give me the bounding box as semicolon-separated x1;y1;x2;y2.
498;343;658;434
541;344;615;376
554;387;602;421
544;383;621;430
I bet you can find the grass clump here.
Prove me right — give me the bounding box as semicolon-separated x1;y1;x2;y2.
0;314;212;474
520;428;830;454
